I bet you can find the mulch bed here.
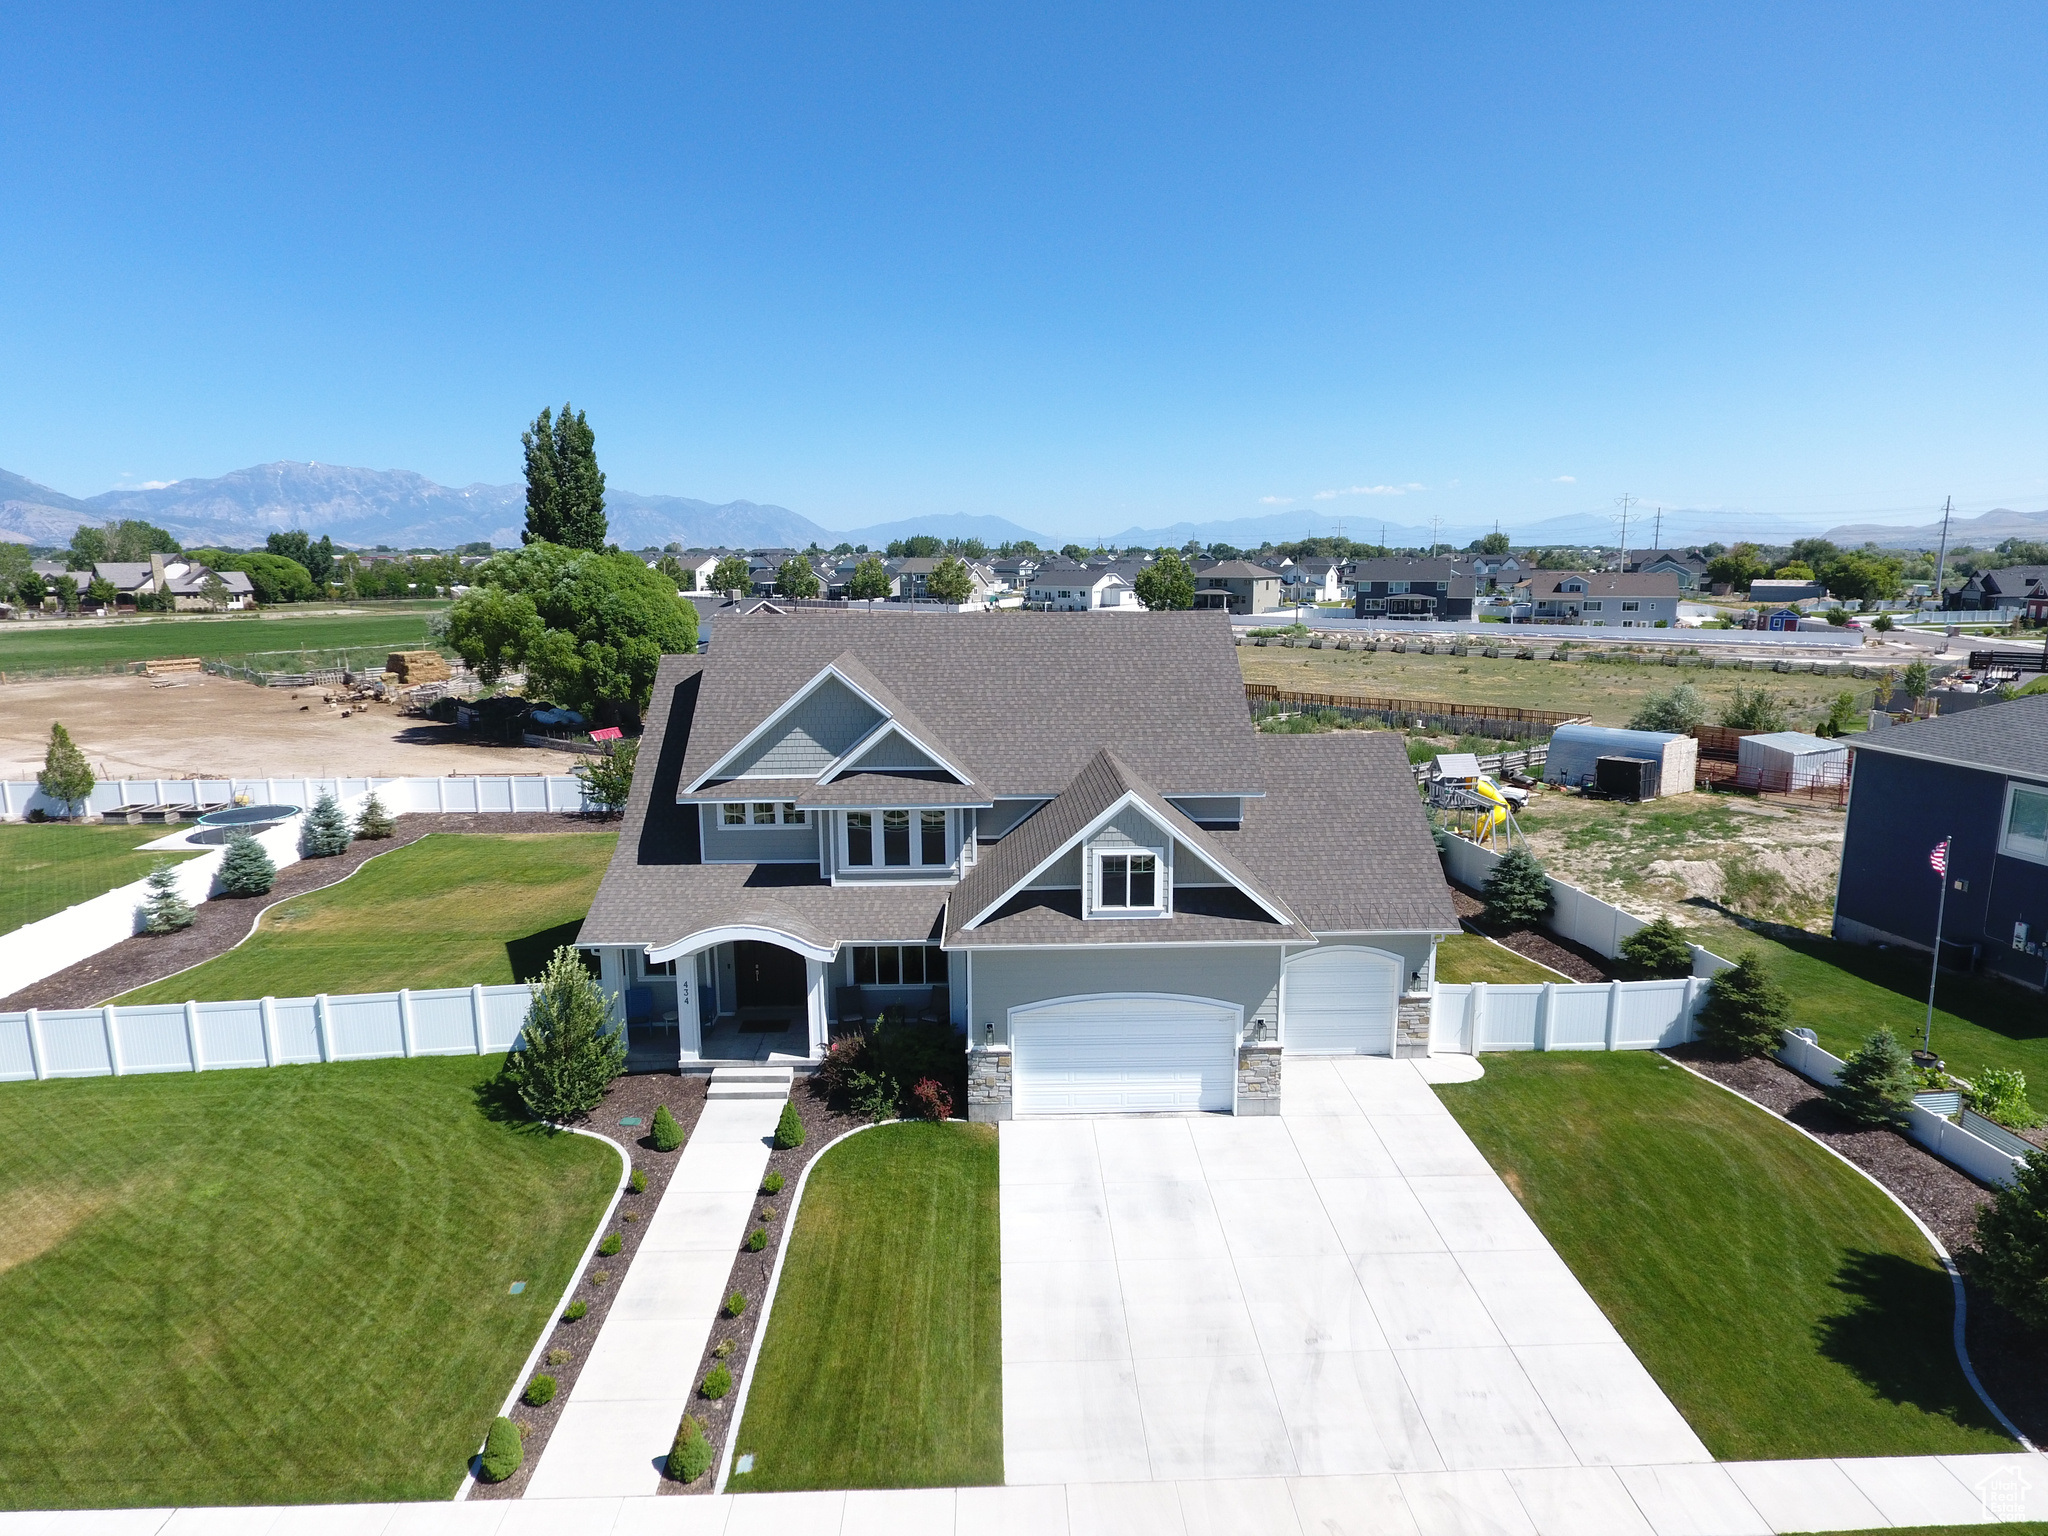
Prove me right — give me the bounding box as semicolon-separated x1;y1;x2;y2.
1448;884;1616;982
0;811;611;1013
1667;1043;2048;1446
470;1070;709;1499
661;1079;867;1495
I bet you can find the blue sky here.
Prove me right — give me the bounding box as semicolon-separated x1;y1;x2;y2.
3;2;2045;542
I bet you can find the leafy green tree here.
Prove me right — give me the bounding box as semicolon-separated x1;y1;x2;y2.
139;860;195;934
1628;683;1707;733
74;520;181;564
1697;952;1790;1057
0;541;29;595
68;525;109;566
198;573;231;610
53;575;79;612
776;556;821;598
1773;561;1815;580
1721;683;1787;733
709;554;753;595
191;550;315;603
1828;1028;1917;1126
445;544;698;720
1618;917;1693;978
216;829;277;897
1974;1150;2048;1332
1706;544;1765;591
38;722;94;816
16;571;45;609
895;534;943;558
1133;551;1196;610
573;737;638;817
1482;847;1554;926
1060;543;1089;561
521;403;608;550
1816;691;1861;738
924;556;975;604
1900;660;1931;702
267;530;337;588
848;556;892;600
656;553;687;587
300;791;354;857
502;945;626;1122
1819;549;1905;602
86;576;117;607
1789;537;1839;569
1468;531;1512;555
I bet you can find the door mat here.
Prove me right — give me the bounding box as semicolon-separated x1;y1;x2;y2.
736;1018;795;1032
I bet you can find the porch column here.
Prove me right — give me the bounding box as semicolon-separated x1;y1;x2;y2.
805;958;829;1058
597;947;628;1029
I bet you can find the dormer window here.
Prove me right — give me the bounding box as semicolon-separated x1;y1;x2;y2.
1099;852;1157;909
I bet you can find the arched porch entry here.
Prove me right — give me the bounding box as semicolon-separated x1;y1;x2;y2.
643;925;835;1065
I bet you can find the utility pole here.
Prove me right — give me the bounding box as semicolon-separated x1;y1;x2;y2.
1614;492;1637;571
1931;496;1954;620
1652;505;1662;550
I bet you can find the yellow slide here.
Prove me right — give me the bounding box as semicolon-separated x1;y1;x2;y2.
1467;774;1512;837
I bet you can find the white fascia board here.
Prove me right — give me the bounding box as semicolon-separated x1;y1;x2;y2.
683;664;893;793
942;939;1293;951
646;927;837;965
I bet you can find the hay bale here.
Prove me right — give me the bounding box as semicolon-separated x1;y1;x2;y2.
386;650;451;684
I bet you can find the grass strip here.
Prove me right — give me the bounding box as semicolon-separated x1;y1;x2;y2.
729;1121;1001;1491
1434;930;1562;984
0;824;201;933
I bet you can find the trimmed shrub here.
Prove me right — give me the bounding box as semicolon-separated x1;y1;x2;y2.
299;791;354;857
1969;1067;2043;1131
848;1069;896;1123
713;1337;735;1359
745;1227;767;1252
723;1289;746;1317
911;1077;954;1121
1697;952;1790;1059
547;1347;570;1367
667;1412;713;1482
478;1416;523;1482
700;1362;733;1399
590;1268;611;1285
773;1099;805;1149
761;1170;785;1196
139;859;195;934
1618;917;1692;979
500;945;626;1122
1974;1151;2048;1332
563;1299;587;1321
629;1167;648;1194
216;829;277;897
1482;847;1553;927
597;1232;622;1257
523;1374;557;1407
1829;1028;1917;1126
354;789;396;839
650;1104;683;1152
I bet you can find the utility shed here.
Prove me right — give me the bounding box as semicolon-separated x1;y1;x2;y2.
1543;724;1698;797
1737;731;1849;790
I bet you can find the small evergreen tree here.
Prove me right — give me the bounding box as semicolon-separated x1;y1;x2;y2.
848;556;891;600
353;790;395;840
774;1099;805;1150
37;722;94;818
139;860;195;934
924;556;975;605
667;1413;713;1482
478;1417;523;1482
300;792;354;857
1482;847;1554;926
1697;951;1791;1058
216;829;276;897
1618;916;1693;978
650;1102;683;1151
1828;1028;1918;1126
502;946;626;1122
1973;1151;2048;1332
1133;551;1196;611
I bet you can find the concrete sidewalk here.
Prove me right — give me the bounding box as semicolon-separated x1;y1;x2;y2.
520;1096;783;1499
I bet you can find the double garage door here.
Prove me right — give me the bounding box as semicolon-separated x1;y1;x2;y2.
1284;947;1400;1055
1011;995;1238;1115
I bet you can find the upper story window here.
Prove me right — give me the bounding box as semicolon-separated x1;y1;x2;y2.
723;801;806;826
1094;850;1163;915
2003;784;2048;864
1389;581;1409;594
1620;600;1639;612
843;809;950;869
1582;600;1603;611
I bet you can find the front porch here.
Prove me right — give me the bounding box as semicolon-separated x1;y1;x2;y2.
597;926;839;1071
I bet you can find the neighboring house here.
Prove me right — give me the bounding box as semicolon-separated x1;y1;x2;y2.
1025;559;1137;610
1835;695;2048;991
96;555;256;610
578;612;1458;1113
892;557;1001;605
1945;566;2048;613
1624;549;1711;591
1350;558;1474;621
666;553;725;590
1749;579;1827;606
1511;570;1681;627
1284;559;1348;604
1190;560;1285;615
989;555;1040;593
1467;554;1523;581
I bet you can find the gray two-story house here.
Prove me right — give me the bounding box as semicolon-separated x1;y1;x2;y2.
1350;558;1474;620
578;612;1456;1117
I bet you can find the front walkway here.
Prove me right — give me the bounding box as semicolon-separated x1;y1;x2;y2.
999;1056;1708;1487
521;1095;783;1498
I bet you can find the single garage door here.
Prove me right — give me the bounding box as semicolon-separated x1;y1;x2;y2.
1011;995;1239;1115
1284;947;1399;1055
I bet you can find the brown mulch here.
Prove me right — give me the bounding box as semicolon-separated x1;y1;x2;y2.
470;1071;708;1499
0;811;613;1012
1449;884;1616;982
1667;1043;2048;1446
661;1080;868;1494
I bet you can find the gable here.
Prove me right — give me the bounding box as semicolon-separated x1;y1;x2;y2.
717;673;886;780
839;726;951;776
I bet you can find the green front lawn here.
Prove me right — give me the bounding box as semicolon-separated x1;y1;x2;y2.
1435;930;1562;984
1;824;200;933
0;1055;616;1508
1437;1052;2015;1460
0;608;446;674
729;1121;1001;1492
117;832;615;1004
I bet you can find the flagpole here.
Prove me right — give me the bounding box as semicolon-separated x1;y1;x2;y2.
1923;841;1950;1056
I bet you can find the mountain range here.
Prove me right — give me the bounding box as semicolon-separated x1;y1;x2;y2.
4;459;2043;555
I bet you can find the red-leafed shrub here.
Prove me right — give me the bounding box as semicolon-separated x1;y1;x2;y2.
910;1077;953;1122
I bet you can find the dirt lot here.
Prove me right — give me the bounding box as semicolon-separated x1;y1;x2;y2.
1;673;572;780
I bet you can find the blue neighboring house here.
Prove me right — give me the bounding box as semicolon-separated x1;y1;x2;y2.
1834;695;2048;990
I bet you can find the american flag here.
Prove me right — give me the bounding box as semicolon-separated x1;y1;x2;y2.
1931;838;1951;876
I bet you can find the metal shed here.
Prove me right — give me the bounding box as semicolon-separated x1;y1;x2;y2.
1543;724;1699;797
1736;731;1850;790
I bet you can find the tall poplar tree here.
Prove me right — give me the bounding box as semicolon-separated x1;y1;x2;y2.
522;403;609;550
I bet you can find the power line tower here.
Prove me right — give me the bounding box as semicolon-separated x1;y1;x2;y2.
1651;505;1662;550
1931;496;1954;617
1614;492;1638;569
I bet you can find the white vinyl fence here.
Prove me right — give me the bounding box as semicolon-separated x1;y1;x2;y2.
1776;1030;2027;1188
1439;832;1653;959
0;983;535;1083
1433;976;1709;1054
0;774;595;822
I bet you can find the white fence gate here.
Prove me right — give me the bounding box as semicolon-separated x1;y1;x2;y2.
1432;976;1707;1054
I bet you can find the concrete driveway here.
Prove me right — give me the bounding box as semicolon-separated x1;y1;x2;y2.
998;1056;1710;1487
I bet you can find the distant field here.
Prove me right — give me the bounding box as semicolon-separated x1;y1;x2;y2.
0;607;447;675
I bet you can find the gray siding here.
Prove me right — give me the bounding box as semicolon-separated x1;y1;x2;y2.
967;945;1284;1045
845;730;946;773
1028;847;1083;889
699;805;822;864
723;675;882;778
981;799;1049;838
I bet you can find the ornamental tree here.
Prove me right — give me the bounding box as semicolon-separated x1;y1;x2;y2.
1133;551;1196;610
573;738;637;817
777;556;822;598
300;791;354;857
354;790;396;839
1628;683;1706;734
710;554;753;595
502;945;626;1122
1697;951;1791;1058
848;556;891;600
216;829;277;897
139;860;195;934
1618;916;1693;978
37;722;94;817
924;556;974;605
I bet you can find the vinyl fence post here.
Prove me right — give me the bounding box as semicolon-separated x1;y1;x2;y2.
1469;981;1487;1053
185;1000;204;1071
1604;980;1622;1051
260;997;277;1066
1536;983;1555;1052
471;984;487;1054
315;994;332;1062
25;1008;47;1080
398;988;416;1057
1681;976;1701;1044
102;1004;124;1076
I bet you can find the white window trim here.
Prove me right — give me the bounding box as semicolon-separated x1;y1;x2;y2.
837;808;955;872
2001;781;2048;867
844;943;948;988
719;800;807;827
1087;845;1170;919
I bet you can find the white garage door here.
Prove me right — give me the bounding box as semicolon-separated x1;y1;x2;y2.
1011;995;1239;1115
1284;947;1399;1055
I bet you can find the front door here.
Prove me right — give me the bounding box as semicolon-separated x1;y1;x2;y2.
734;941;806;1009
